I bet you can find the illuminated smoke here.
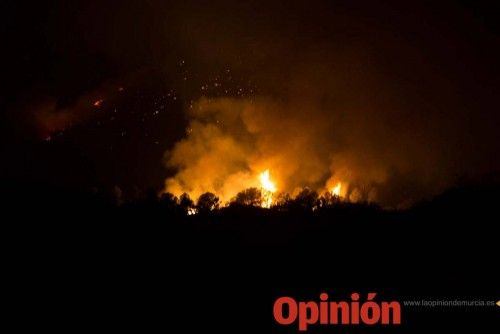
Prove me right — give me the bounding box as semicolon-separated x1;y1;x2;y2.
162;96;401;206
163;82;492;208
160;2;500;208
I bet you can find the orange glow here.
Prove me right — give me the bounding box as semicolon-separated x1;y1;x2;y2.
93;99;104;107
331;182;342;196
259;169;276;208
259;169;277;192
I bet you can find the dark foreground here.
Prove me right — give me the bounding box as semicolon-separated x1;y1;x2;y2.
4;183;499;332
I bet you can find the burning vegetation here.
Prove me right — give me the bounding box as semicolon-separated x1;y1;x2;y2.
159;165;346;215
163;97;374;208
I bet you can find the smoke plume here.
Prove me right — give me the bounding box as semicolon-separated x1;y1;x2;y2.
161;1;500;207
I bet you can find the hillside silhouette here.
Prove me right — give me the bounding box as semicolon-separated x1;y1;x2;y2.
4;181;498;332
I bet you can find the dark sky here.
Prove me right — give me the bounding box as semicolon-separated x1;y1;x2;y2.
2;0;500;204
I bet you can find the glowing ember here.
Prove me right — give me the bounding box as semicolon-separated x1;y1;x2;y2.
93;99;104;107
331;182;342;196
187;208;198;215
259;169;276;208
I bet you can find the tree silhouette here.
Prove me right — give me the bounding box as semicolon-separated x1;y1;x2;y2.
273;192;292;209
159;192;179;212
318;191;341;208
179;193;195;215
197;192;220;213
232;188;262;207
293;187;319;211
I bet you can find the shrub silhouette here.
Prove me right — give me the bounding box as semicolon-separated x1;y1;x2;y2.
272;192;292;210
318;191;341;208
197;192;220;213
179;193;195;214
159;192;179;212
292;187;319;211
231;188;262;207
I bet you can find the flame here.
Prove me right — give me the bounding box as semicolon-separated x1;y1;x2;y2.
331;182;342;196
259;169;276;208
259;169;277;192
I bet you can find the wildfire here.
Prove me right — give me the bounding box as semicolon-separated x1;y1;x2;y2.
331;182;342;196
259;169;277;192
259;169;276;208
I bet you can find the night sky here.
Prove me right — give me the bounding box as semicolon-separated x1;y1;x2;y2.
2;0;500;205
